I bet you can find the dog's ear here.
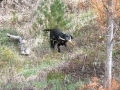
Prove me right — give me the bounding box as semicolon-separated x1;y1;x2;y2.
70;35;73;39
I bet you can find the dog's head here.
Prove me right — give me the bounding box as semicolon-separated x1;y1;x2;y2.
59;34;75;47
65;34;73;40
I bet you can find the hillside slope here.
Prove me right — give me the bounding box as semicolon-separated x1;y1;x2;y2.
0;0;120;90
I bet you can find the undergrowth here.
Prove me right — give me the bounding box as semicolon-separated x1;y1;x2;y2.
0;1;120;89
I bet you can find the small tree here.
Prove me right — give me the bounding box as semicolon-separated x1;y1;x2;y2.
91;0;120;89
105;0;114;88
36;0;72;30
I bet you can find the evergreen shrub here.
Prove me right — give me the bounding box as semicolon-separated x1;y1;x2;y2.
36;0;72;30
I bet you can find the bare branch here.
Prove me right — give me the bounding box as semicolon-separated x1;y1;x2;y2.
7;33;30;55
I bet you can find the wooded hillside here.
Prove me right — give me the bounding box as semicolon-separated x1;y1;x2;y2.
0;0;120;90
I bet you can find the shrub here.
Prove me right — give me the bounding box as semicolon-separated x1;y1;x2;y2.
0;47;17;62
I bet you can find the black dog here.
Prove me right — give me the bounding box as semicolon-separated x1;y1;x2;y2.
43;28;74;52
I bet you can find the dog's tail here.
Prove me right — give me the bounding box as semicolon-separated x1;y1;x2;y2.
43;29;52;32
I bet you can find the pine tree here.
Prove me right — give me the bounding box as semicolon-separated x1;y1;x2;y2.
36;0;71;30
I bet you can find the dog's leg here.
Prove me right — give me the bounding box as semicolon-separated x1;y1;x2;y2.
57;44;61;53
50;39;55;50
53;40;57;49
65;44;70;52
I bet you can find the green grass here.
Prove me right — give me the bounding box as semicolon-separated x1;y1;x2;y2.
3;83;22;90
46;74;83;90
32;81;47;89
0;28;19;46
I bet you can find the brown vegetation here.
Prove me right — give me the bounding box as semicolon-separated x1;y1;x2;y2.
90;0;120;23
80;77;120;90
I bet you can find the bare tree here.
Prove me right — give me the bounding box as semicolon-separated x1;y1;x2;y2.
105;0;114;89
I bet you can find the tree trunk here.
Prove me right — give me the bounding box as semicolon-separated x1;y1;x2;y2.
105;0;114;89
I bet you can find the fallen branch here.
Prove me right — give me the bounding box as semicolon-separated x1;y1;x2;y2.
7;33;30;55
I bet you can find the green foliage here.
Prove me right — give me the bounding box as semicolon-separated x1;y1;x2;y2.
113;51;120;58
36;0;72;30
23;69;36;78
32;81;47;89
47;71;64;82
48;79;62;90
47;74;83;90
1;47;16;61
22;65;37;78
0;46;19;67
47;71;64;90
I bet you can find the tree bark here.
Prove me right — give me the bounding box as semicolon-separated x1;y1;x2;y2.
105;0;114;89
